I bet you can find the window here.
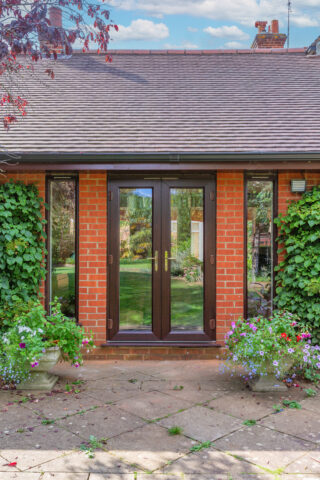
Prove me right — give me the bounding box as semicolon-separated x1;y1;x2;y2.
245;174;277;318
47;176;78;318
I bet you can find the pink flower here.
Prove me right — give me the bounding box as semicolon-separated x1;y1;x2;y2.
73;362;80;368
30;361;39;368
19;343;26;349
82;339;89;345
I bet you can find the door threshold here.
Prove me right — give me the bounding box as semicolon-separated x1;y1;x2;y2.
102;341;222;347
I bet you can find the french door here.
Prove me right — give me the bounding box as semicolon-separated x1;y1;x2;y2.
107;175;216;343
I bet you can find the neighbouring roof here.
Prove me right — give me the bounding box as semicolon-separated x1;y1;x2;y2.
2;48;320;159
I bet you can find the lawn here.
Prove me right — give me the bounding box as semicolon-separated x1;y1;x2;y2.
120;260;203;331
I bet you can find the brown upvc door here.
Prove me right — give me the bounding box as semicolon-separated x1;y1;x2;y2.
107;175;216;344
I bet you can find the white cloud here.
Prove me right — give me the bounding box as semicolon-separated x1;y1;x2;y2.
291;15;319;27
164;42;198;49
109;0;319;28
112;18;169;41
187;26;198;32
204;25;249;40
224;41;245;48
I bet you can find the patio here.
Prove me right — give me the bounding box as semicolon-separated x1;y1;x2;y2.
0;360;319;480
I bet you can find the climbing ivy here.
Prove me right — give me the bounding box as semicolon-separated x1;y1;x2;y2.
274;186;320;343
0;180;47;310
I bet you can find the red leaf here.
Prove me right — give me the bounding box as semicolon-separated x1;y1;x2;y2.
5;462;17;467
114;24;119;32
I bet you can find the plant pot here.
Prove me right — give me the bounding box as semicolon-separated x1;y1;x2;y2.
18;346;61;391
249;356;294;392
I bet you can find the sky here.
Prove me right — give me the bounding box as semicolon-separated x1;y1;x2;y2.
104;0;320;50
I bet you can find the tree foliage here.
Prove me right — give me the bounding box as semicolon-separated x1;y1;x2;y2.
274;186;320;343
0;180;47;306
0;0;117;129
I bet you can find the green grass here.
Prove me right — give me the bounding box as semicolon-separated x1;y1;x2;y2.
168;426;183;436
243;419;256;426
190;441;214;453
119;262;203;330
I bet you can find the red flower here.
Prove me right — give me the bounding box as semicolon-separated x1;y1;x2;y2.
296;335;302;342
281;333;287;338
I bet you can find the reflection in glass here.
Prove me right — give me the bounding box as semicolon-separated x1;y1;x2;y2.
119;188;152;330
247;180;273;318
50;180;76;317
170;188;204;331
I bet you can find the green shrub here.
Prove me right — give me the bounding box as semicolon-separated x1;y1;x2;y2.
274;186;320;343
0;181;47;321
0;299;95;384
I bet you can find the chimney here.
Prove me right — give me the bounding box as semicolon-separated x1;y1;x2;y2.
49;6;62;29
271;20;279;34
40;7;64;57
251;19;287;49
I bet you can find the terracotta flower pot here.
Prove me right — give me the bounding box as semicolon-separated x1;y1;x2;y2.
18;346;61;391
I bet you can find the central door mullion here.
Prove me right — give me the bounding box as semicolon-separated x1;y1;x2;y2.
160;181;171;339
152;181;162;339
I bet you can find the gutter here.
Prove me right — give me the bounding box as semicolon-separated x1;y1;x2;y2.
6;151;320;163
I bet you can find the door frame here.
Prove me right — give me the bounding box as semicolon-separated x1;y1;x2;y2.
107;174;216;344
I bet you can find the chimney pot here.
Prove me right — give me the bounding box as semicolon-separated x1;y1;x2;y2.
255;21;267;33
271;19;279;34
49;6;62;29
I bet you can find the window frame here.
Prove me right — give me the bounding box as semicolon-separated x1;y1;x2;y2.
244;172;278;319
45;174;79;320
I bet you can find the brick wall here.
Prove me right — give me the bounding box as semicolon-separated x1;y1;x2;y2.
216;172;244;344
278;171;320;215
78;172;107;345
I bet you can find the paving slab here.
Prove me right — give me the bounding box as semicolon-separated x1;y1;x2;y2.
162;384;223;405
0;474;41;480
106;423;194;471
89;476;134;480
214;424;315;471
300;395;320;414
57;404;145;441
0;404;43;436
51;362;116;381
162;447;265;476
0;391;20;409
259;407;320;444
41;475;89;480
86;379;149;403
158;405;242;442
282;476;320;480
0;424;82;470
25;392;104;420
284;452;320;474
30;450;131;473
208;391;285;420
115;391;192;420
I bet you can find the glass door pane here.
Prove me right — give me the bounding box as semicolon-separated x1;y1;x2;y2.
119;188;153;330
247;180;273;318
170;188;204;331
49;179;76;317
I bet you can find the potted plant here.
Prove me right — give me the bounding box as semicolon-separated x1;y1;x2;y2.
222;311;320;391
0;299;95;390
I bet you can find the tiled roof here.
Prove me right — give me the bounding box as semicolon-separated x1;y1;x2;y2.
3;48;320;157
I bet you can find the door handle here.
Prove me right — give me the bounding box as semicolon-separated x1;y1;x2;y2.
165;250;176;272
147;250;158;272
